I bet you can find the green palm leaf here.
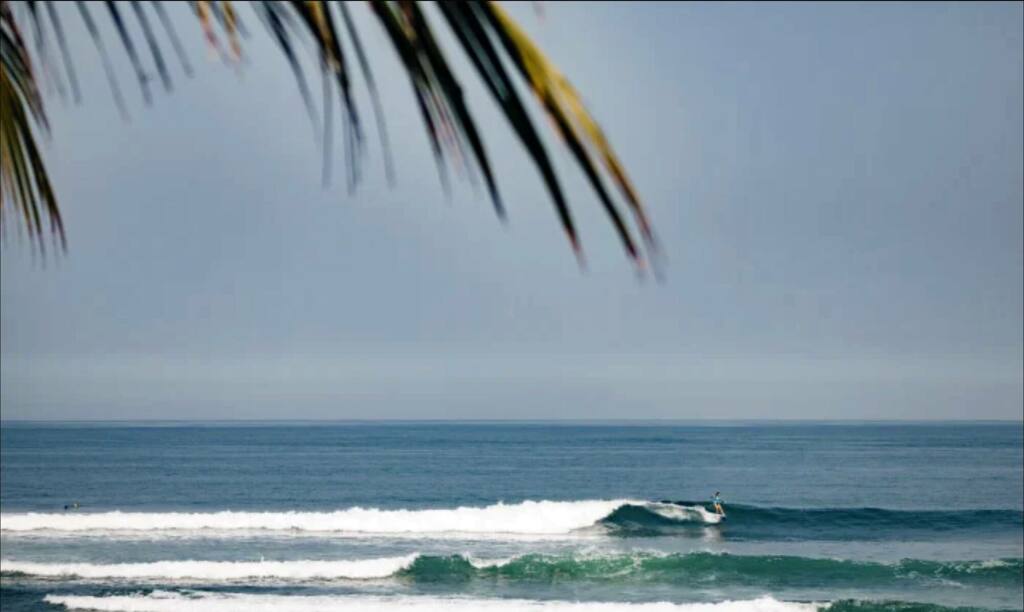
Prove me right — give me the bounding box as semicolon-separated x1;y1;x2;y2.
1;0;63;253
0;0;656;267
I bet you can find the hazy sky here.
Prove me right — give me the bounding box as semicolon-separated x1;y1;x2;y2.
2;2;1021;420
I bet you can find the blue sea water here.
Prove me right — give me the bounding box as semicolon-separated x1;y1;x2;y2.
1;421;1022;611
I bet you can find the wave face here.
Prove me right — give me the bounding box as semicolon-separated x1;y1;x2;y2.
402;554;1023;589
6;500;1019;540
7;554;1021;589
601;502;1024;540
42;592;823;612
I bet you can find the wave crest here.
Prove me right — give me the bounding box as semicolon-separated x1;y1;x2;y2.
7;553;1020;587
0;500;636;536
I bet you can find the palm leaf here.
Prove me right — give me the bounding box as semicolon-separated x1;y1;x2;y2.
255;1;319;141
45;1;79;102
75;0;128;119
290;0;361;188
370;1;504;217
483;1;646;265
2;1;47;127
150;1;192;77
131;1;171;92
26;0;65;100
104;0;151;105
195;0;223;59
370;1;452;194
402;1;504;217
437;1;579;255
215;0;243;61
0;17;63;253
1;0;656;268
337;0;393;184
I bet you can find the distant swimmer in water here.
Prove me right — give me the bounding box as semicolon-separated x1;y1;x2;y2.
63;502;80;511
711;492;725;517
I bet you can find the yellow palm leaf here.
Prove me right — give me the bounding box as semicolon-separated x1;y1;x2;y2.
489;2;654;250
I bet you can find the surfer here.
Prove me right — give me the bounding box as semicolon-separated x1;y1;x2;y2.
711;492;725;516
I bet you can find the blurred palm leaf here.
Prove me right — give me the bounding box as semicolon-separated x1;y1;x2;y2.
0;0;654;267
1;0;63;253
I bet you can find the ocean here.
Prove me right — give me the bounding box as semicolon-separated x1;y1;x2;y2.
1;422;1021;611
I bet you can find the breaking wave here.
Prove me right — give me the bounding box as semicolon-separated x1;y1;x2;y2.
0;500;652;537
6;553;1020;588
3;500;1020;540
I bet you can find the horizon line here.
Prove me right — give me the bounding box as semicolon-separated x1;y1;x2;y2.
1;418;1021;425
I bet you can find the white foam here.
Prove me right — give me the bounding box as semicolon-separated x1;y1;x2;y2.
646;503;723;524
43;592;827;612
466;556;518;569
1;556;417;581
964;559;1013;570
0;500;635;536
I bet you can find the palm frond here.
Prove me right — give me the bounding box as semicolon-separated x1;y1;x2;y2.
292;0;362;188
150;1;192;77
195;0;223;59
214;0;243;61
1;2;63;253
403;1;503;217
104;0;151;105
437;1;579;255
0;0;656;269
44;1;79;102
338;0;393;184
75;0;128;119
255;1;319;140
131;1;171;92
484;1;649;266
26;0;66;100
2;1;47;127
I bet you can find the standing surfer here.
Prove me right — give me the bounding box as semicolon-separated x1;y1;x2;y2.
711;492;725;517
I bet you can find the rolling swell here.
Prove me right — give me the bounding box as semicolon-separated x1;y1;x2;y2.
400;553;1023;589
5;554;1021;589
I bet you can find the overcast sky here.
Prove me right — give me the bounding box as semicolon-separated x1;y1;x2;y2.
2;2;1021;420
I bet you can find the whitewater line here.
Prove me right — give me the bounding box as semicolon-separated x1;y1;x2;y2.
1;556;419;581
0;499;643;535
9;554;1017;584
